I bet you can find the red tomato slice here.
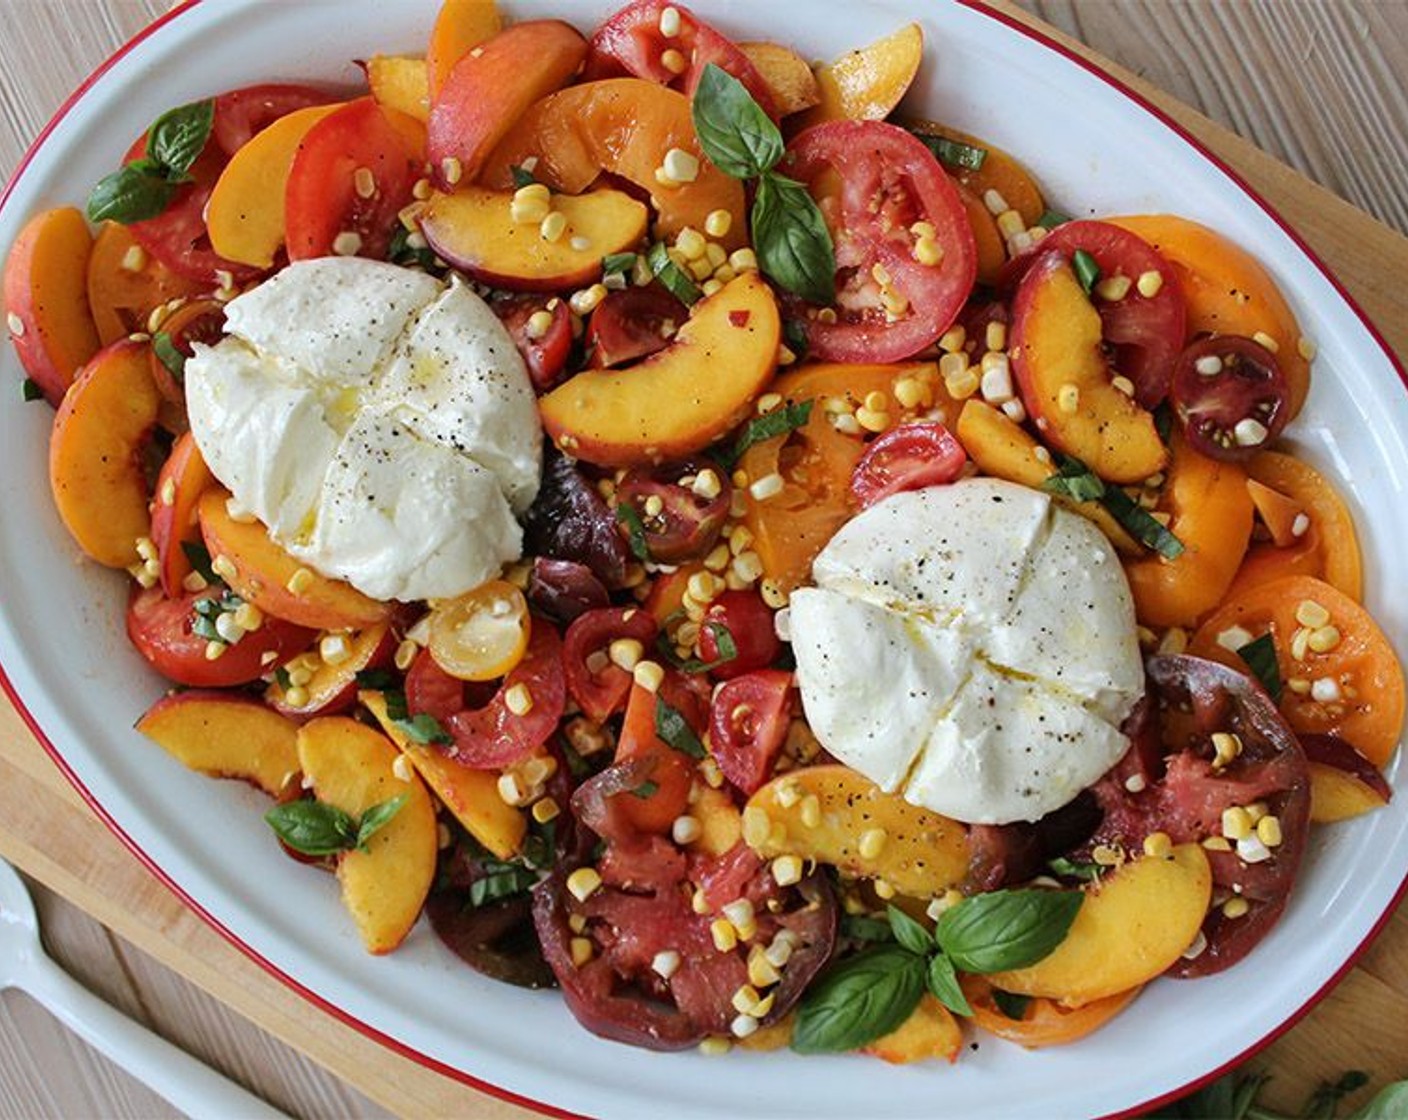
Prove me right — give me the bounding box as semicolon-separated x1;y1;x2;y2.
783;121;976;363
708;669;793;795
126;585;312;687
586;286;685;368
583;0;777;118
562;606;659;722
1170;335;1289;462
445;623;567;769
1016;220;1186;408
849;421;967;509
493;295;574;392
616;460;732;564
285;97;422;262
210;83;334;156
697;591;780;680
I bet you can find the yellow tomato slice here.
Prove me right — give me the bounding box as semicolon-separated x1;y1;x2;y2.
427;579;530;681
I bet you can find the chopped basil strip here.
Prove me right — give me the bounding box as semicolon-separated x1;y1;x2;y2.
180;541;219;585
646;241;702;306
782;318;809;361
1043;455;1185;560
992;989;1032;1021
382;688;453;745
926;952;973;1017
264;800;358;857
355;668;398;691
1041;457;1107;504
752;172;836;307
1237;633;1283;701
20;378;43;402
355;793;408;850
935;888;1082;974
615;502;652;562
469;859;540;907
146;99;214;180
792;945;927;1054
1047;855;1102;882
190;591;242;641
1153;400;1175;444
273;666;293;692
601;251;637;277
719;397;814;469
691;63;784;180
632;779;660;799
654;696;706;759
1035;208;1072;230
703;621;737;663
152;331;186;383
510;163;538;189
388;225;438;270
1072;248;1101;294
913;131;988;172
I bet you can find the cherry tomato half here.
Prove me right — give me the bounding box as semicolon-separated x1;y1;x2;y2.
148;297;226;403
493;295;574;392
616;460;732;564
782;121;977;364
708;669;793;795
698;591;780;680
445;623;567;769
1170;335;1289;463
563;606;660;722
849;421;967;509
586;286;685;368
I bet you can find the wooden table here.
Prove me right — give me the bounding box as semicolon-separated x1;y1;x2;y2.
2;2;1406;1117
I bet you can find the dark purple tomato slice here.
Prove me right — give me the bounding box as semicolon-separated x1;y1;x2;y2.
523;448;630;589
1171;334;1289;462
615;459;732;564
586;285;685;368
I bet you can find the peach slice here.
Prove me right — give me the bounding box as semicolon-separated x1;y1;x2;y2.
5;206;102;406
206;103;344;268
266;623;397;719
48;339;160;568
539;272;779;467
1309;761;1389;823
794;23;923;129
419;186;648;292
426;0;503;102
297;716;438;954
149;431;216;595
86;222;204;346
956;399;1139;554
427;20;587;188
986;845;1212;1006
363;56;430;122
481;78;746;249
744;764;970;898
136;692;300;797
1010;253;1167;483
361;689;525;860
861;995;962;1065
197;488;390;631
739;42;820;117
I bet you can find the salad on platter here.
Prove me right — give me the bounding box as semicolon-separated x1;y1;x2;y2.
4;0;1402;1066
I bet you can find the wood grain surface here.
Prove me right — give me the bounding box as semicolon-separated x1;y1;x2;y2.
1;2;1406;1118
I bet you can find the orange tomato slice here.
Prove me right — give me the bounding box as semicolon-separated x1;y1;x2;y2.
427;579;530;682
961;975;1139;1048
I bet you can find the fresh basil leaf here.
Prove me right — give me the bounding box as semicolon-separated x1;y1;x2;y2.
839;914;895;944
782;318;809;361
355;668;399;691
886;904;934;957
601;251;637;278
1099;485;1186;559
926;952;973;1017
355;793;408;850
86;161;178;224
1153;400;1175;444
1352;1080;1408;1119
646;241;702;306
752;172;836;306
935;888;1082;974
992;989;1031;1021
615;502;651;562
703;621;737;663
791;946;927;1054
147;99;214;178
398;712;452;746
21;378;43;402
1035;209;1072;230
152;331;186;383
719;398;814;469
180;541;219;585
913;131;988;172
469;859;539;907
654;696;706;759
1237;633;1283;702
631;779;661;799
1072;248;1101;294
274;666;293;692
510;163;538;189
1047;855;1102;882
691;63;784;180
265;800;357;857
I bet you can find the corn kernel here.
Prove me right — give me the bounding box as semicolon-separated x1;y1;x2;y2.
771;854;803;887
440;157;463;185
1294;599;1331;629
1212;731;1243;767
661;47;687;73
1095;274;1132;302
1057;383;1080;413
608;638;644;671
995;209;1024;239
633;659;665;693
857;828;887;861
319;633;351;665
283;685;308;707
855;406;889;433
671;814;703;845
540;211;568;243
799;794;821;829
711;919;739;952
1221;806;1252;841
532;797;560;824
286;567;315;595
913;236;943;266
1142;831;1173;859
1252;330;1280;354
1256;814;1283;847
567;867;603;902
1308;625;1341;653
749;473;785;501
570;937;594;967
704;209;733;239
663;148;700;184
894;376;930;410
729;247;758;272
525;309;555;339
1222;896;1250;919
504;683;534;716
1136;269;1164;298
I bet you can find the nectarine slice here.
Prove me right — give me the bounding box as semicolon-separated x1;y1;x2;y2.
1309;760;1389;823
986;845;1212;1006
363;56;430;122
150;431;216;595
49;339;160;568
481;78;747;249
297;717;438;954
86;222;204;346
539;272;780;466
5;206;102;406
795;23;923;129
361;689;526;860
1010;254;1167;483
136;692;300;797
426;0;503;101
861;994;962;1065
419;186;647;292
197;488;391;631
739;42;820;117
207;103;344;268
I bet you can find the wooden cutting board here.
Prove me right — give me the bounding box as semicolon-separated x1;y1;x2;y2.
1;2;1406;1116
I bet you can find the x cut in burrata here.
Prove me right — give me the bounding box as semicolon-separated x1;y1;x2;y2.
790;478;1145;825
184;257;541;603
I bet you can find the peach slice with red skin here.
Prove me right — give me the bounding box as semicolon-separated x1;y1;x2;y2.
49;339;161;568
481;78;747;249
419;185;647;292
738;42;820;117
1010;253;1168;484
5;206;102;406
427;20;587;189
149;431;217;595
136;692;301;797
426;0;503;102
538;271;780;467
265;623;397;720
296;717;438;954
197;488;391;631
86;221;204;346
